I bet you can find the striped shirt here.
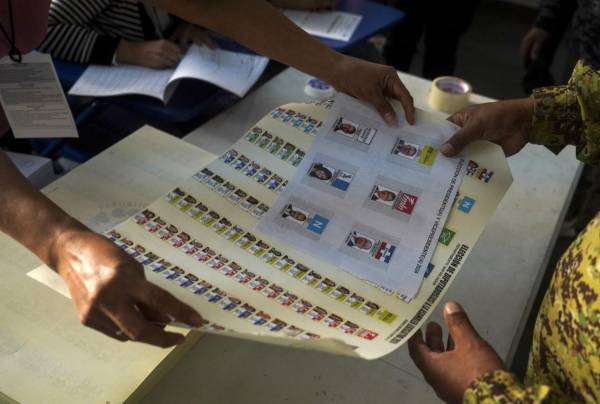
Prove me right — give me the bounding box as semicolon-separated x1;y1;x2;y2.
38;0;170;64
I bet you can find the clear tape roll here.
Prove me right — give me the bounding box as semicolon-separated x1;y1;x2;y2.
304;78;334;100
428;76;471;114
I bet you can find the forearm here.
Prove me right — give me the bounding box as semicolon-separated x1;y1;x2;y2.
145;0;343;84
0;151;84;267
535;0;576;34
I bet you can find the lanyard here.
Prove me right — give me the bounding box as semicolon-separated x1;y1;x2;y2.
0;0;21;63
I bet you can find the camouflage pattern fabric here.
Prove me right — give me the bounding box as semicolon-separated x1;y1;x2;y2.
463;60;600;403
530;60;600;164
464;212;600;403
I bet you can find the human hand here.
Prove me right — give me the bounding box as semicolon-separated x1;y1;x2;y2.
332;55;415;125
408;301;506;404
170;22;216;49
115;39;183;69
440;98;533;157
520;27;551;66
270;0;336;11
50;226;205;347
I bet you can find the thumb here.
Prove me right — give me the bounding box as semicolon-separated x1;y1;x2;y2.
519;36;533;65
443;301;480;345
441;119;480;157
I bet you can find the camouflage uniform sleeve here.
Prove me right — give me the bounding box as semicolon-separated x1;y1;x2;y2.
463;370;552;403
529;60;600;163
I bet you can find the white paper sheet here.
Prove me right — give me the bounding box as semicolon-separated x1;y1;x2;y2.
69;64;172;101
170;46;269;97
0;52;78;138
69;46;269;101
283;10;362;41
257;94;466;299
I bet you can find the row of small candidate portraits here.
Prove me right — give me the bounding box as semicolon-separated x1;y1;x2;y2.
330;116;438;167
106;230;321;340
218;147;291;193
131;189;399;325
268;107;323;136
111;212;384;341
191;169;271;220
243;126;307;167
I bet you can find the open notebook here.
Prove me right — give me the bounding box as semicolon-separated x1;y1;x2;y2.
30;100;511;360
68;45;269;102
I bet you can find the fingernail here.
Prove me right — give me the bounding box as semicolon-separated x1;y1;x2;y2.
384;112;396;126
445;301;463;315
441;143;455;156
189;313;205;327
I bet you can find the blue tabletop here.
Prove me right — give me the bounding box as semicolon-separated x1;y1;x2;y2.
321;0;404;51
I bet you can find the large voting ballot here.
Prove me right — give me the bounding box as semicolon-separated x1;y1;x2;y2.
5;100;510;402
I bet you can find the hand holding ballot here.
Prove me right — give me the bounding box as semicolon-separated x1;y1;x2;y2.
51;224;205;346
330;56;416;125
408;302;505;403
441;98;534;157
148;0;415;124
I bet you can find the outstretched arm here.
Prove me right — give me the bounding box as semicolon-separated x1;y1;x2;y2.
441;60;600;164
0;152;204;346
145;0;415;125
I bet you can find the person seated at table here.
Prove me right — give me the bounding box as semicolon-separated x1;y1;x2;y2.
408;58;599;402
1;0;414;348
38;0;216;69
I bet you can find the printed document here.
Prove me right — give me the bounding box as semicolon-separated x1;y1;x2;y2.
283;10;362;41
0;52;78;138
69;46;269;101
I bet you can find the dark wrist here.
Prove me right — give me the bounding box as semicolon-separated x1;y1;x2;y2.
115;40;135;64
327;54;354;91
517;97;534;141
47;217;88;272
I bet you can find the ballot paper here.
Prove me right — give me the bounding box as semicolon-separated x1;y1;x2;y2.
283;10;362;41
257;94;465;299
30;100;512;360
69;45;269;101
